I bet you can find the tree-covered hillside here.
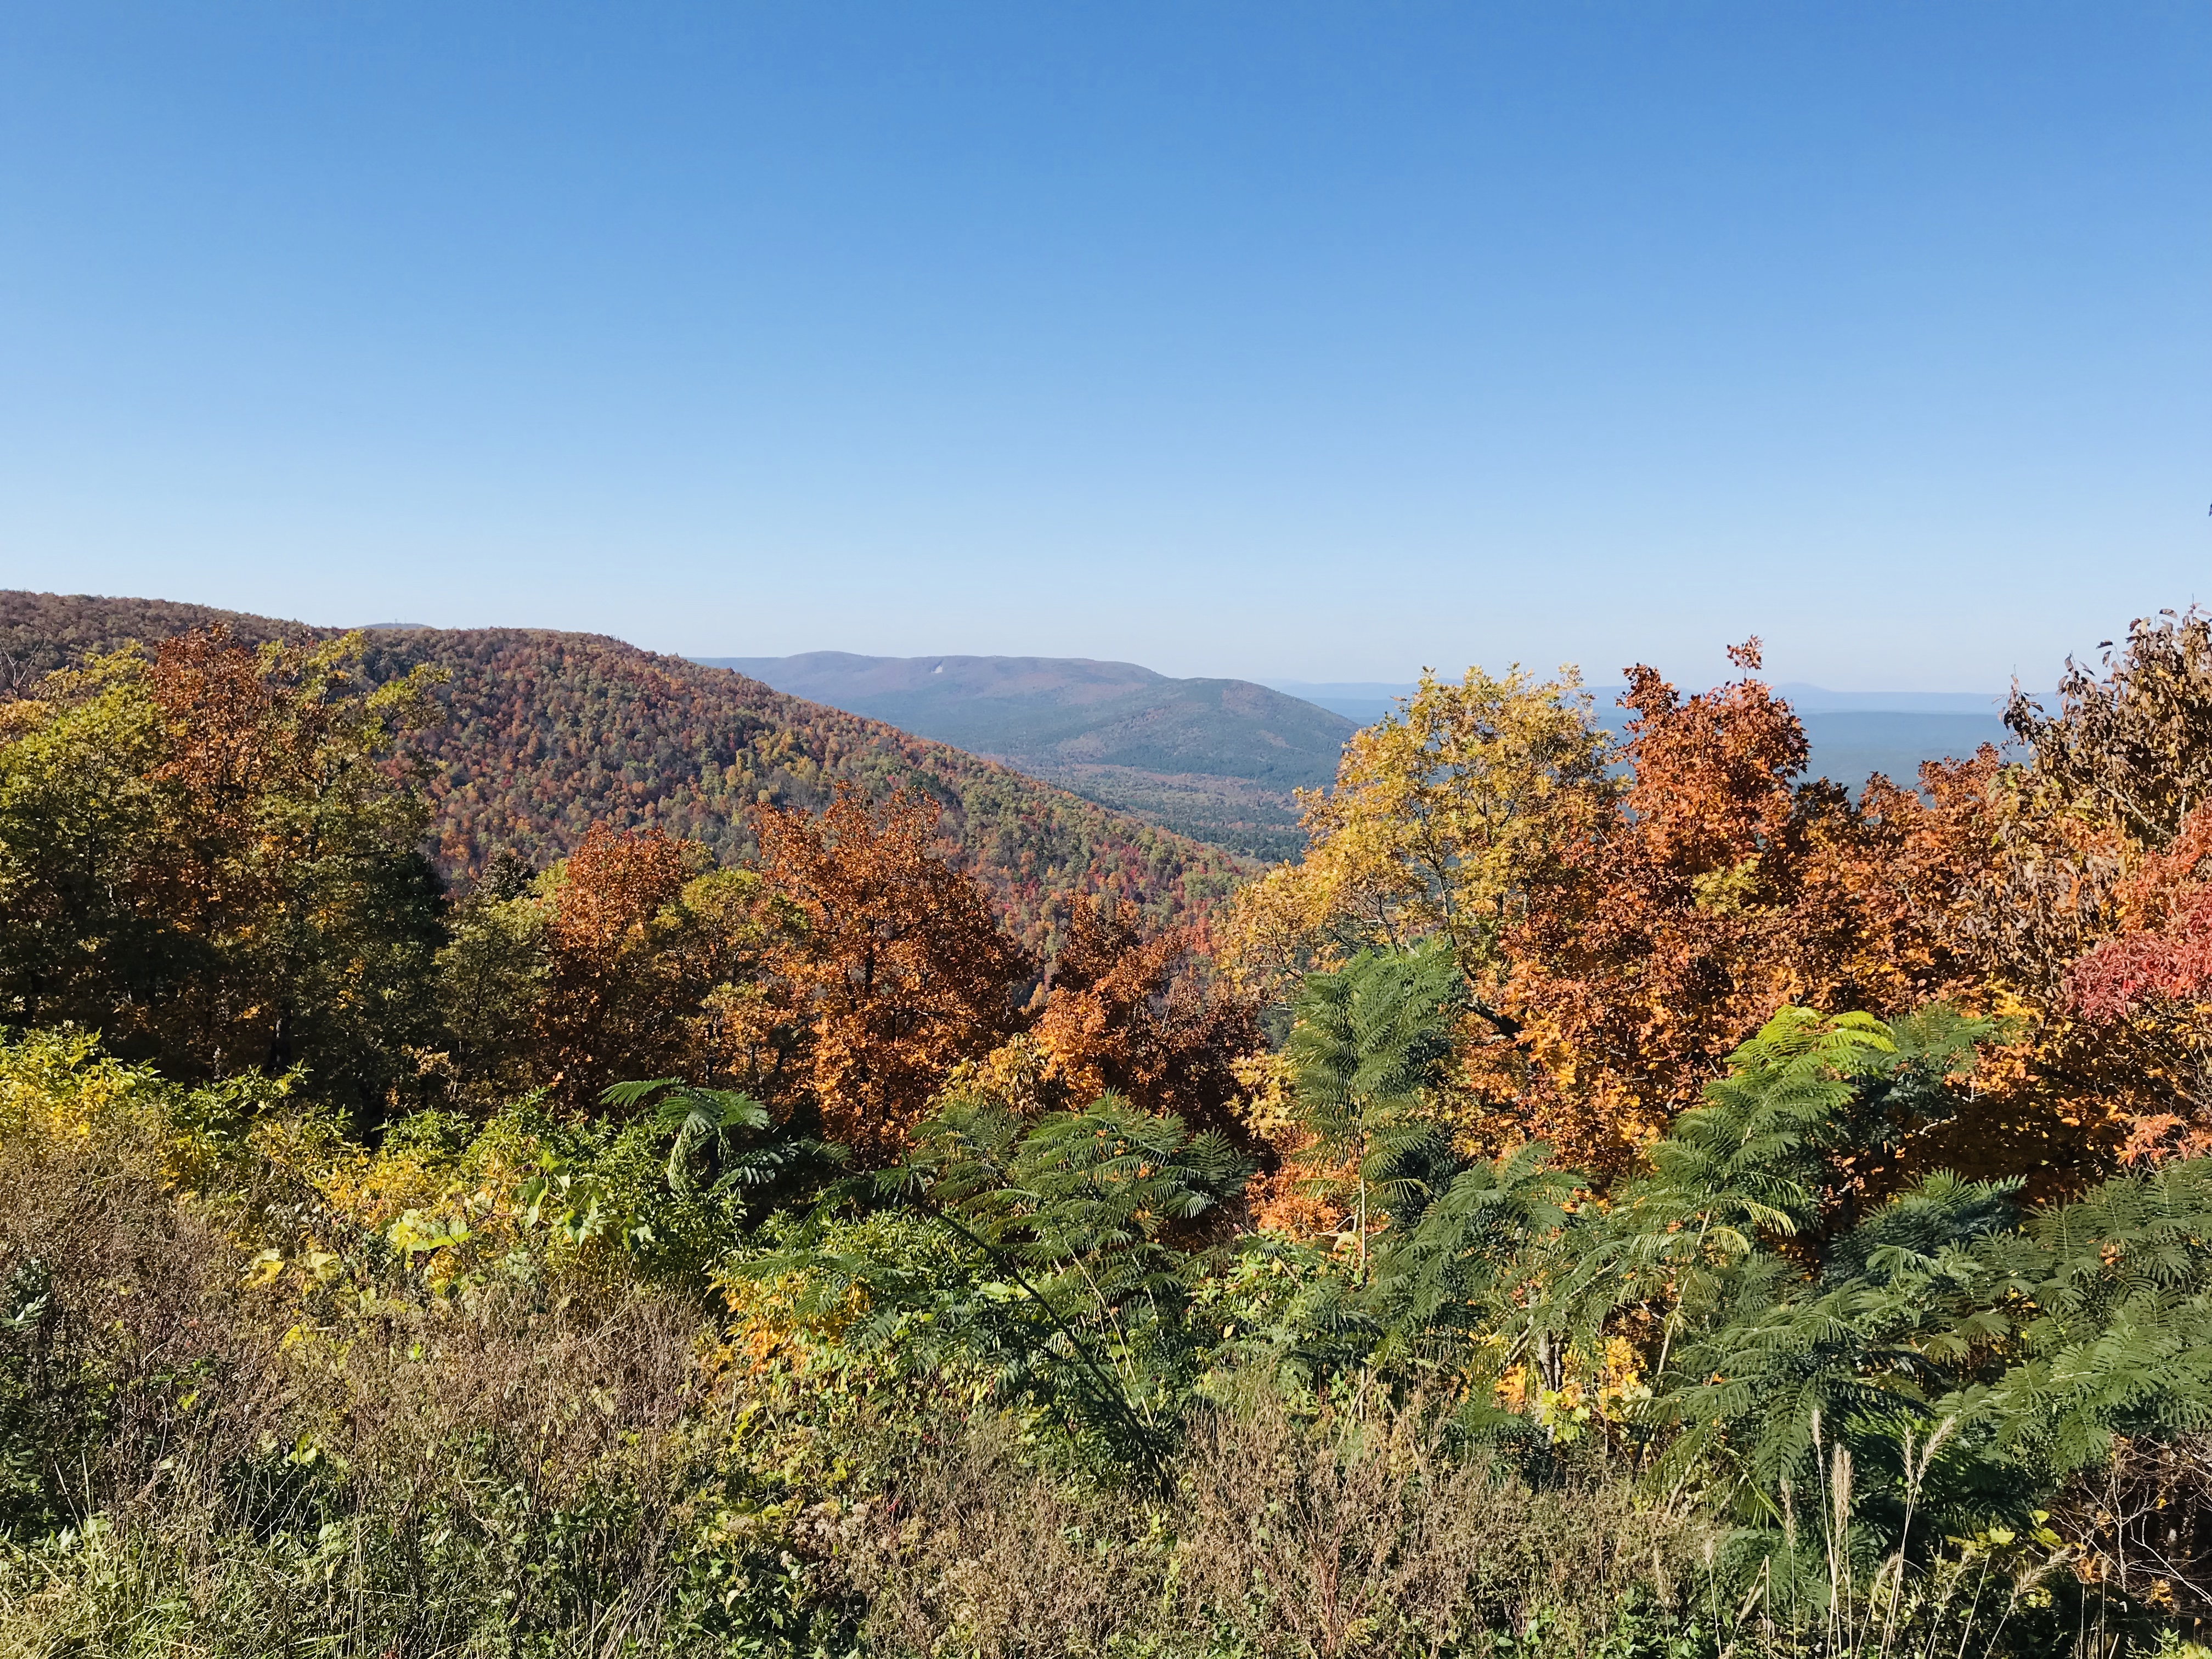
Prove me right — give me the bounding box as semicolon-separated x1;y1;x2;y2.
707;651;1357;859
0;592;1247;947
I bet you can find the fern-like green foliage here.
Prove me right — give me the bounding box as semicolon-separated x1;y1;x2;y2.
544;1005;2212;1590
1285;941;1467;1251
1581;1005;1997;1367
748;1094;1252;1480
1365;1141;1580;1376
1979;1158;2212;1477
1655;1171;2030;1561
1645;1006;1897;1246
1587;1005;2212;1593
599;1077;775;1194
1593;1010;2027;1566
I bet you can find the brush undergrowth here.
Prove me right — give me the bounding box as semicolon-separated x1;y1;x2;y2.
0;1028;2205;1658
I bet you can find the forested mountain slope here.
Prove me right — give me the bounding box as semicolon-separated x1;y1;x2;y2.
0;592;1247;945
0;591;309;687
702;650;1356;859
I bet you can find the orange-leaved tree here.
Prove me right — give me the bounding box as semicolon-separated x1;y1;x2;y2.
1491;641;1991;1170
1905;611;2212;1175
752;786;1028;1159
2061;802;2212;1160
436;828;794;1114
531;823;748;1109
1029;896;1262;1137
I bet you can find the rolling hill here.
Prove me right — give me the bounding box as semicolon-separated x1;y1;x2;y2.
0;592;1248;949
698;652;1356;860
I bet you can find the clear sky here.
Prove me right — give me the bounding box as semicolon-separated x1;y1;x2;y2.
2;4;2206;689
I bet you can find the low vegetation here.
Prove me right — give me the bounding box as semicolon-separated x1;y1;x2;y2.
8;610;2212;1656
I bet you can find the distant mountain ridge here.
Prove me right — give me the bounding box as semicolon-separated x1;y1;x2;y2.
698;651;1356;860
702;652;1353;780
703;652;2025;843
0;592;1247;949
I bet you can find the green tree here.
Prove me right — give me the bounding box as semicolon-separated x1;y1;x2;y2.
752;1093;1250;1481
1285;941;1467;1278
0;628;448;1116
0;653;173;1030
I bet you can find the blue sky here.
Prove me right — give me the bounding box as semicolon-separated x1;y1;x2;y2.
2;3;2205;689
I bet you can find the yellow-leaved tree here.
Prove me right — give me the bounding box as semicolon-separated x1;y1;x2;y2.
1216;664;1618;1037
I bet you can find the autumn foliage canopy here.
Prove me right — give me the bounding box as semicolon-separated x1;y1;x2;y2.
9;612;2212;1201
19;610;2212;1651
1218;623;2212;1201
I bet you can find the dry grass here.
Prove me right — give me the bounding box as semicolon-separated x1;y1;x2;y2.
0;1075;727;1656
830;1412;1172;1659
1175;1386;1702;1658
829;1385;1713;1659
2;1051;2158;1658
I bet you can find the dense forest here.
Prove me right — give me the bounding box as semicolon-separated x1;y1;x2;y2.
0;592;1248;948
10;607;2212;1656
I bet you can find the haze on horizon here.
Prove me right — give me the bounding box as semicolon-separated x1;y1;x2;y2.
2;4;2206;692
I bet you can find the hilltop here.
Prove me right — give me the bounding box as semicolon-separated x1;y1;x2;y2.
701;651;1356;859
0;593;1248;948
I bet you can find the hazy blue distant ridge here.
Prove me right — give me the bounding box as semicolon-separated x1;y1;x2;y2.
704;652;1353;785
693;652;1357;860
693;656;2028;856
